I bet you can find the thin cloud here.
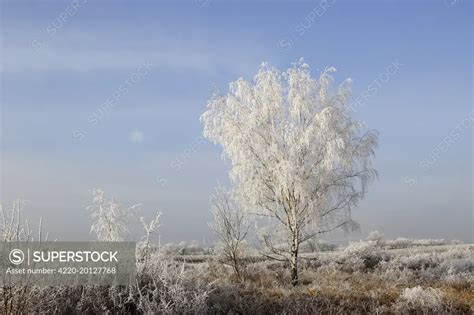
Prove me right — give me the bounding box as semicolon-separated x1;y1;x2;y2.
1;26;264;75
129;130;144;143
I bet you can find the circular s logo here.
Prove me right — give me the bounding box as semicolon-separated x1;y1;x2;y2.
278;38;293;53
9;249;25;265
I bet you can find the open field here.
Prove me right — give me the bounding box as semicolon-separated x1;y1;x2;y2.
2;241;473;314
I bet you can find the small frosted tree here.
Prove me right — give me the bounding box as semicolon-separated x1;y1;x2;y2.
210;185;249;281
86;188;140;241
201;60;378;285
139;212;161;271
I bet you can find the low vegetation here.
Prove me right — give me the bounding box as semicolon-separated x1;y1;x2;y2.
1;198;472;314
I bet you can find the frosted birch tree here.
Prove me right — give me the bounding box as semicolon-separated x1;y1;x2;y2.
87;188;140;242
201;60;378;285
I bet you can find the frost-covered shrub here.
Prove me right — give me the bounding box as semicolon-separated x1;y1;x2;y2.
377;245;473;287
384;237;449;249
392;252;439;271
442;270;473;289
135;258;212;314
435;258;474;288
339;241;381;271
412;239;446;247
440;246;473;260
438;258;473;274
385;237;412;249
366;230;385;247
394;286;444;312
75;285;133;313
377;259;417;284
160;240;209;256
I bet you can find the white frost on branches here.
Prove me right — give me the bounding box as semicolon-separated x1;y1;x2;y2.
210;184;249;281
86;188;140;241
139;212;161;271
140;213;161;239
201;60;378;285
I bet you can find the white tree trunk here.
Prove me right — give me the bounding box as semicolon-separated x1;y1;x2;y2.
290;229;299;286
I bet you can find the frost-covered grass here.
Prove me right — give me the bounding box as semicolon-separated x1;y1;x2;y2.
1;200;471;313
197;242;473;314
170;241;472;314
3;241;471;314
0;199;471;314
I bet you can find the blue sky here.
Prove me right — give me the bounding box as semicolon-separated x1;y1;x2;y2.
1;0;472;243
